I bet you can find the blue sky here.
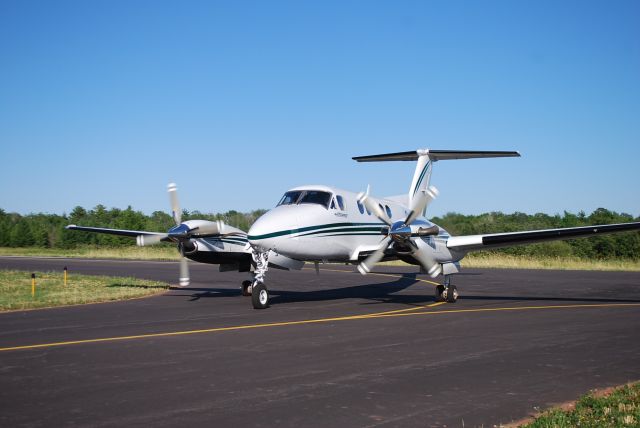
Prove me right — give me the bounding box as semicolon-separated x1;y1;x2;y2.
1;0;639;218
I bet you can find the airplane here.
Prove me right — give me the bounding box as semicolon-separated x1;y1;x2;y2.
67;149;640;310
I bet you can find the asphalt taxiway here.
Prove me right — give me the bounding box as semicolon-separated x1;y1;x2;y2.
0;256;639;427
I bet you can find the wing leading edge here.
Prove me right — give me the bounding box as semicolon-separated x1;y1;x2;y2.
66;225;167;238
446;222;640;252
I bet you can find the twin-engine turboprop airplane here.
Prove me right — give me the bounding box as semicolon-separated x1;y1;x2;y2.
67;149;640;310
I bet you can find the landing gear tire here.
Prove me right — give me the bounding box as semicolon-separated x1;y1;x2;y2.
241;280;252;297
445;285;458;303
440;274;459;303
251;282;269;309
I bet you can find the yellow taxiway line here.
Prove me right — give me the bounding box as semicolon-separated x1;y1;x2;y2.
2;267;638;353
0;302;445;352
2;302;639;353
370;302;640;319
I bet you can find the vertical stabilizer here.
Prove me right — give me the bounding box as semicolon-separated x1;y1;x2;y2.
408;154;432;209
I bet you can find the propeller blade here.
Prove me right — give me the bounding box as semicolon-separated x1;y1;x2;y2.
179;257;190;287
357;237;391;275
411;245;442;278
136;234;167;247
405;185;438;225
168;182;181;225
357;191;392;226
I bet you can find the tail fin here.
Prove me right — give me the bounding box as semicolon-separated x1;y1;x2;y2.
353;149;520;212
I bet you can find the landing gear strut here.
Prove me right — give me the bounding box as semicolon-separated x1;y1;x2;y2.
435;274;458;303
250;249;270;309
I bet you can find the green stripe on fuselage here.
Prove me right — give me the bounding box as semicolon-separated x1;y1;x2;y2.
298;227;385;237
247;222;384;241
318;232;383;237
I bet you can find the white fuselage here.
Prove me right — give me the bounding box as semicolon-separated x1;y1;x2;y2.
248;185;463;265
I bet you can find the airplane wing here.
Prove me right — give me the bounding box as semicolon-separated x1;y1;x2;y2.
66;225;168;239
446;222;640;252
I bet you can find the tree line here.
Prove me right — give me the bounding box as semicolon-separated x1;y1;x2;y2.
432;208;640;259
0;206;266;249
0;206;638;259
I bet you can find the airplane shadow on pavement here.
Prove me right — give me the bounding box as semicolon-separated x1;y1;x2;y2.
170;273;428;306
168;271;640;307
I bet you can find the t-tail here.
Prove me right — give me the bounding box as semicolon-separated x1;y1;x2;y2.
353;149;521;214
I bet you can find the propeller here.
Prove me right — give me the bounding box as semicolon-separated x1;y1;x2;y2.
357;237;391;274
406;186;439;226
168;182;181;225
356;185;441;277
358;189;392;226
179;257;190;287
135;183;227;287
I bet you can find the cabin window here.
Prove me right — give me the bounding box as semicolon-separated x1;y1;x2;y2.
357;200;365;214
385;205;392;219
278;191;302;206
336;195;345;211
298;190;332;208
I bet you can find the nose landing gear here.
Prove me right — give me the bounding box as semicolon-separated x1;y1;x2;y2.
249;249;270;309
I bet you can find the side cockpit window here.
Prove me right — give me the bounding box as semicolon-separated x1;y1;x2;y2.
336;195;345;211
277;191;302;206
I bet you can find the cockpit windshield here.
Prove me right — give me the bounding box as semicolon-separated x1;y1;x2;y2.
276;190;333;208
277;191;303;206
299;191;332;208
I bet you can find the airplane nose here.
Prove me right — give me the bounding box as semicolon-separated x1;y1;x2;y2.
248;211;281;251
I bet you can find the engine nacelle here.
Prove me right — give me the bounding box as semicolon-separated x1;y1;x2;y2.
179;239;198;255
181;219;225;236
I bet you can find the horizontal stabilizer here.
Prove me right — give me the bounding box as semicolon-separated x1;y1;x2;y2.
353;149;520;162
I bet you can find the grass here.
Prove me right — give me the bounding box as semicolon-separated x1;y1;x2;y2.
0;269;170;311
519;382;640;427
0;245;180;260
1;247;640;272
381;253;640;272
461;252;640;272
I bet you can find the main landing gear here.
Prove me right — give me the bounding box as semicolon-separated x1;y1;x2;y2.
241;280;252;297
243;249;270;309
435;274;458;303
